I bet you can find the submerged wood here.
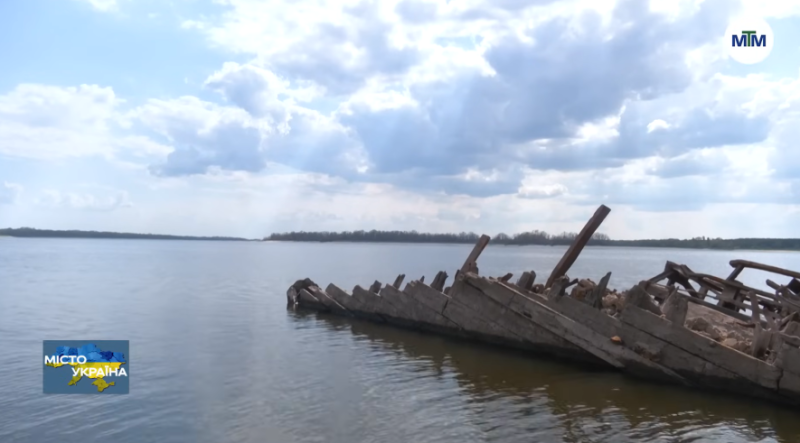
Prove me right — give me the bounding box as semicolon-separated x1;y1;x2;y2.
286;217;800;407
290;273;800;406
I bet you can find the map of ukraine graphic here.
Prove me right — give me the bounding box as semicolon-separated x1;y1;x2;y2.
45;343;126;392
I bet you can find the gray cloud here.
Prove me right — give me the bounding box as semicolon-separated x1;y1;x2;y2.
569;175;797;212
150;0;784;209
394;0;438;24
264;112;363;178
342;0;746;181
516;106;770;172
267;2;420;95
650;155;727;179
204;64;290;123
149;118;264;177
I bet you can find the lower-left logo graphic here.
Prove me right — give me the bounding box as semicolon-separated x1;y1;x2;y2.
43;340;129;394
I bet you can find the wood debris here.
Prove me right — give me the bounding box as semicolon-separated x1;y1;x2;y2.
286;204;800;408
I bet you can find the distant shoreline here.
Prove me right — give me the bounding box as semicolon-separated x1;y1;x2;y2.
3;228;799;252
264;231;800;252
0;228;255;242
263;239;800;252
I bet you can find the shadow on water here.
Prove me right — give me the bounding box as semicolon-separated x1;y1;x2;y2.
289;308;800;443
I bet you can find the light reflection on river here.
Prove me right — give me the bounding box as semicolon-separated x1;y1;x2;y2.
0;239;798;443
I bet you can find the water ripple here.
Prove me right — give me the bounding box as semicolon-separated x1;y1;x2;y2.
1;240;799;443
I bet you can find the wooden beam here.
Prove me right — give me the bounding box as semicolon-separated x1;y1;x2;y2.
729;259;800;280
368;280;382;293
545;204;611;288
460;234;491;274
661;287;688;325
516;271;535;291
431;271;448;291
585;272;611;310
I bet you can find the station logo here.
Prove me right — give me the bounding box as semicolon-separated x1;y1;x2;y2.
43;340;129;394
725;16;773;64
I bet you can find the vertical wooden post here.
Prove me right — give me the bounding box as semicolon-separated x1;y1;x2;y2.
460;234;491;274
545;204;611;288
431;271;448;291
369;280;382;293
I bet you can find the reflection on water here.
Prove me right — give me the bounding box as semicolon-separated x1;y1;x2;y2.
294;309;800;443
1;239;798;443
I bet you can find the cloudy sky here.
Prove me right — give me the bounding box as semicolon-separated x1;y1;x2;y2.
1;0;799;239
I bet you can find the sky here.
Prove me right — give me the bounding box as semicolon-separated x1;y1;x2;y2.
1;0;799;240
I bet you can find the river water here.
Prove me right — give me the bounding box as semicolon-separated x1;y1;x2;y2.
0;239;798;443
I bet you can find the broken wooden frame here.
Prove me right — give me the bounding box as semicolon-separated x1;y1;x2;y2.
286;203;800;408
644;259;800;326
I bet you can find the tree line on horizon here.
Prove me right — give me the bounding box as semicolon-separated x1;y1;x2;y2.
0;227;250;241
265;230;800;251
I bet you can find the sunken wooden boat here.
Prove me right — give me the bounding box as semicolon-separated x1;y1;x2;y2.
286;205;800;408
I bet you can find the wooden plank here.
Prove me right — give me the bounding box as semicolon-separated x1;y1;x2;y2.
773;340;800;401
430;271;448;291
404;281;450;314
380;284;457;330
664;262;700;298
545;204;611;288
585;272;611;309
494;282;762;393
298;288;329;311
727;263;746;280
645;283;754;322
286;286;299;306
749;291;770;359
789;279;800;295
288;278;320;306
546;276;571;301
440;292;521;344
460;234;491;273
325;284;387;322
516;271;535;291
449;278;592;357
468;276;689;383
307;286;352;316
368;280;382;293
730;259;800;280
625;283;662;316
352;285;402;319
392;274;405;288
619;303;781;391
661;288;688;325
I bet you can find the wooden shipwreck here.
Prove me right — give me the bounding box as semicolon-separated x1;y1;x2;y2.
286;205;800;408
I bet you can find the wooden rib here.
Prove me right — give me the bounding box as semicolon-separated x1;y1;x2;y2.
545;204;611;288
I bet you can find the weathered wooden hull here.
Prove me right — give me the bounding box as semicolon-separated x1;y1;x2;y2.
284;204;800;408
287;272;800;408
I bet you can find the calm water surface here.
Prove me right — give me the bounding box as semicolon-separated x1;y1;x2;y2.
1;239;799;443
